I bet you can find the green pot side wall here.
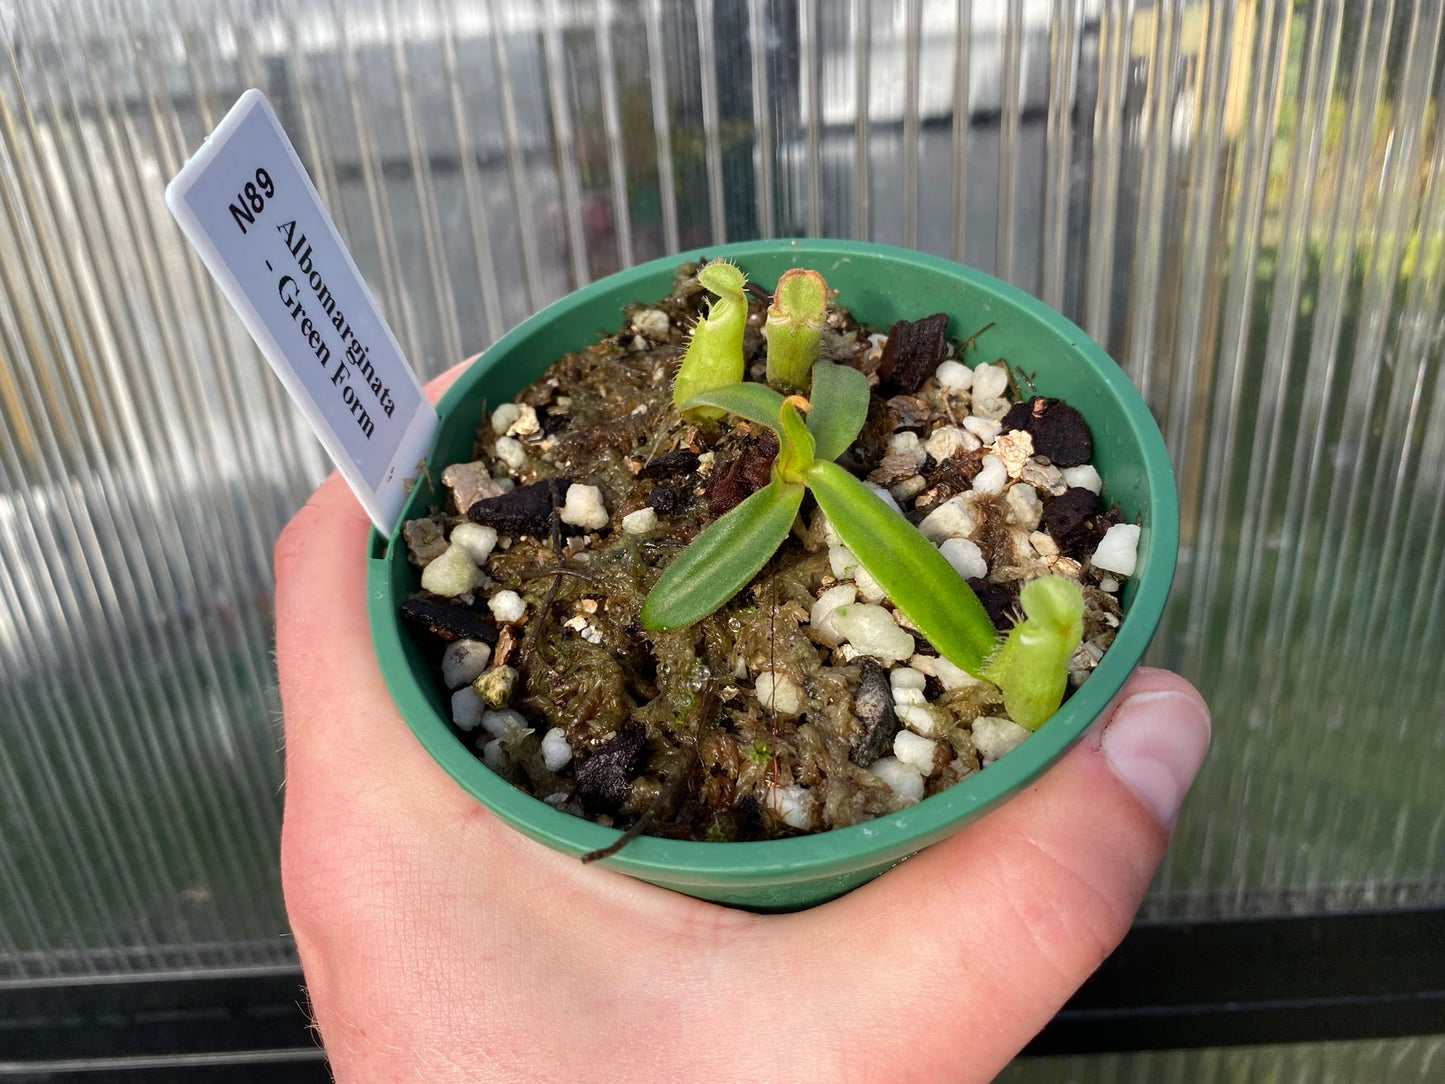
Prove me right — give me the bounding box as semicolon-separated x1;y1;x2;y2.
367;240;1179;910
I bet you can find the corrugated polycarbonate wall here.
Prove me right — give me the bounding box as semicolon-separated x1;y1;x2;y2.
997;1036;1445;1083
1;0;1443;988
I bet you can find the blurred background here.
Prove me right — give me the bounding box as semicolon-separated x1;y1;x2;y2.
1;0;1441;1078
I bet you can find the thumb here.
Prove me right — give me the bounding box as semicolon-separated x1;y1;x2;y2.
793;668;1210;1081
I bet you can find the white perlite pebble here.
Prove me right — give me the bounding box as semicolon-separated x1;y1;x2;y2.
890;667;927;693
561;484;609;531
481;738;507;772
442;461;505;513
541;727;574;771
893;686;927;707
1006;484;1042;531
494;435;528;471
925;426;979;462
488;589;527;623
832;604;915;662
621;507;659;534
828;544;861;580
971;454;1008;496
480;708;530;740
871;757;925;802
450;687;485;731
1061;464;1103;494
890;476;927;502
450;522;499;565
490;403;523;435
909;652;985;692
887;431;926;466
972;396;1012;421
767;784;818;830
810;584;858;646
935;359;973;391
1092;523;1141;576
896;702;949;738
972;362;1010;400
962;415;1003;445
442;640;493;689
972;716;1031;765
421;543;482;597
894;730;942;775
855;564;887;603
1030;530;1060;557
632;308;671;338
919;496;976;542
1020;461;1065;494
939;537;988;581
826;548;885;602
755;670;805;716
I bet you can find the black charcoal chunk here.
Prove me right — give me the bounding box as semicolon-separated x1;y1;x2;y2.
639;449;701;479
575;723;649;814
1002;397;1093;467
649;482;691;517
969;579;1022;633
851;658;900;767
1000;399;1034;434
539;408;570;436
878;313;950;396
400;598;499;644
467;478;570;536
733;793;764;825
1041;486;1107;558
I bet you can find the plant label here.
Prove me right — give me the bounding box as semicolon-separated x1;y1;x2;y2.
165;88;435;535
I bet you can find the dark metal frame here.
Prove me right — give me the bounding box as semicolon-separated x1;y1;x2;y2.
1027;906;1445;1055
3;908;1442;1080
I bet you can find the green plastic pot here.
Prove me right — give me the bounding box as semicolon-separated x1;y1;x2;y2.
368;240;1179;911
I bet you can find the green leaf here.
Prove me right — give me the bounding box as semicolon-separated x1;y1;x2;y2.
777;397;816;481
805;460;998;676
640;480;805;631
805;361;869;463
683;382;788;434
981;576;1085;730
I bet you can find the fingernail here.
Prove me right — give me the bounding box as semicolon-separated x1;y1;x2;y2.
1100;690;1211;829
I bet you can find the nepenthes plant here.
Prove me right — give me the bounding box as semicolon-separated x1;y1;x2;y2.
643;263;1086;730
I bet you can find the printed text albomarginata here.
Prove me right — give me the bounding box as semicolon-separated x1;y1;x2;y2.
273;219;396;440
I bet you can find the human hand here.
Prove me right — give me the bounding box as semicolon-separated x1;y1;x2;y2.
276;361;1211;1084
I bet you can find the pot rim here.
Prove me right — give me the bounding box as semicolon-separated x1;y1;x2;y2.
368;239;1179;888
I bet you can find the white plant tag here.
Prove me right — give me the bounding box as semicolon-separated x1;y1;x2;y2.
165;88;436;534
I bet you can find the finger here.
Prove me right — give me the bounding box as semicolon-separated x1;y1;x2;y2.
423;355;478;404
789;668;1210;1080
